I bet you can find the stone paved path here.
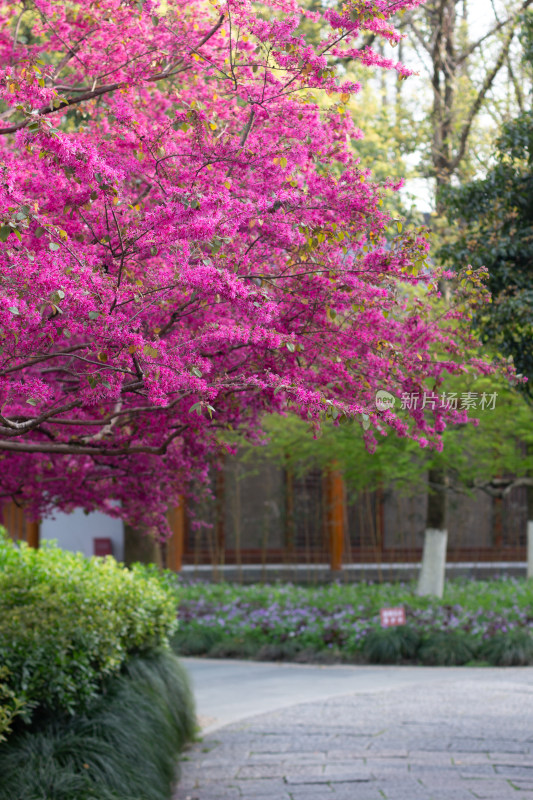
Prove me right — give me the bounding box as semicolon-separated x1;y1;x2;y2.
174;668;533;800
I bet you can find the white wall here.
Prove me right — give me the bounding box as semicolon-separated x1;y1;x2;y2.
40;509;124;562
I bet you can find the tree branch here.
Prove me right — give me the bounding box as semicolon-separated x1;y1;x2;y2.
0;344;92;377
0;430;182;456
456;0;533;65
0;15;226;136
450;25;517;173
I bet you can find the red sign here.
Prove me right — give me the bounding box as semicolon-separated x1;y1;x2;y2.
380;606;406;628
93;537;113;557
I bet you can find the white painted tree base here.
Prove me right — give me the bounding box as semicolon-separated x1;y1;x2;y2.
417;528;448;598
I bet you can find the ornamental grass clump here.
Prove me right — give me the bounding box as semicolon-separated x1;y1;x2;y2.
417;631;475;666
0;651;196;800
478;629;533;666
363;626;420;664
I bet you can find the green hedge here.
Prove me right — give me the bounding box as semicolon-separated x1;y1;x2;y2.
0;531;178;726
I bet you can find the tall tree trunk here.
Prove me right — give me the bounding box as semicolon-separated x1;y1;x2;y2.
431;0;457;208
527;484;533;579
418;468;448;597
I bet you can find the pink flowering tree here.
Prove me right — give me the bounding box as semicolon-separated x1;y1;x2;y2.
0;0;492;531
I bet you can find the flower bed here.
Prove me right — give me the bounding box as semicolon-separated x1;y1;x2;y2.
171;578;533;665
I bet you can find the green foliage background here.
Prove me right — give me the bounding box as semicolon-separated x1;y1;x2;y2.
239;371;533;499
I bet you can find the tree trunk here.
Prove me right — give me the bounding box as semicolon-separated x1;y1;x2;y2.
123;524;162;567
527;486;533;579
419;467;448;597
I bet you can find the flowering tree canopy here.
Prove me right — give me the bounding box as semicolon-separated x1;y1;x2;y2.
0;0;492;530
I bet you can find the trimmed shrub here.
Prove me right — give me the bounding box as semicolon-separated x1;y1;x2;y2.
478;629;533;666
0;668;24;744
363;626;420;664
418;631;475;666
0;651;196;800
0;531;178;722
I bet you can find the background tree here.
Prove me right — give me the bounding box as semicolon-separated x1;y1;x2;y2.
440;13;533;392
403;0;533;204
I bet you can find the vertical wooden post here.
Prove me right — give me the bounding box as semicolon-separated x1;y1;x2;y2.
26;519;40;549
285;466;295;559
215;466;225;562
167;497;186;572
326;467;345;571
1;503;38;546
493;495;503;550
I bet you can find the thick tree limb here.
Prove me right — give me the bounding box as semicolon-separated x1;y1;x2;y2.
0;431;182;456
450;25;516;174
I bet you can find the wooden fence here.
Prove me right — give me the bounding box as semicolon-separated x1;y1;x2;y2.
178;456;528;568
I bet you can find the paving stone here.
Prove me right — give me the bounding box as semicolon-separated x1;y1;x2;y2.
286;785;335;798
365;749;409;758
451;738;528;753
285;772;370;785
240;792;292;800
328;792;383;800
495;765;533;779
326;749;370;760
374;785;434;800
469;781;530;798
408;751;455;765
238;763;324;779
248;750;326;763
235;779;290;796
180;790;242;800
489;753;533;763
